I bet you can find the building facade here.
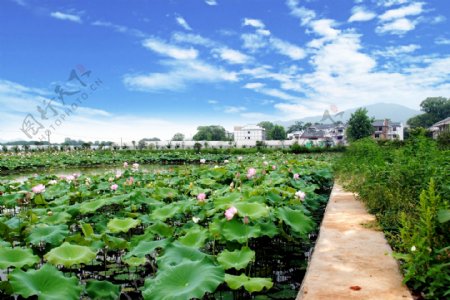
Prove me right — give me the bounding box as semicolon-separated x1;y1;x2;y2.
372;119;404;140
234;125;266;142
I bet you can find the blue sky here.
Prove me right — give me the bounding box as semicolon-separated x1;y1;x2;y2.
1;0;449;142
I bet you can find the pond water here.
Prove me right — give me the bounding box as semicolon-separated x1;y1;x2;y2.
0;164;176;182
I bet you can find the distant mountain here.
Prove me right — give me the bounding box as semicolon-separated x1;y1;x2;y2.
280;103;421;127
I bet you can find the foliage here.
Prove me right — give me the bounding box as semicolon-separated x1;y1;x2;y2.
346;108;374;142
171;133;185;141
193;125;229;141
258;121;275;139
407;97;450;128
334;135;450;298
0;153;333;298
271;125;287;140
287;121;309;133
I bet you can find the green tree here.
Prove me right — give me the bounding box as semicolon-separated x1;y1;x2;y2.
270;125;287;140
287;121;305;133
346;108;374;141
172;133;185;141
193;126;228;141
258;121;275;139
407;97;450;128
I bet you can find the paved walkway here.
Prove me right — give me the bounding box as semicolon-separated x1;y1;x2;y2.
297;184;412;300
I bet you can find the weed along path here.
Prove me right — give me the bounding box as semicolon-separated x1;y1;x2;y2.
297;184;412;300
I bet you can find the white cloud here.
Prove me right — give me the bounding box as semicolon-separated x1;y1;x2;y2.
50;11;82;23
349;6;377;22
379;2;424;21
142;38;198;60
376;18;415;34
91;21;146;38
435;37;450;45
373;44;420;57
172;32;216;47
213;48;251;64
376;0;409;7
244;82;265;90
286;0;316;26
241;33;268;52
240;112;274;120
208;99;218;104
224;106;246;113
243;18;265;29
123;60;238;92
269;38;306;60
259;88;299;101
205;0;218;5
175;16;192;31
310;19;340;39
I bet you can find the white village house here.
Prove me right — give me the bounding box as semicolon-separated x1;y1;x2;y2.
233;125;266;146
430;117;450;139
372;119;404;141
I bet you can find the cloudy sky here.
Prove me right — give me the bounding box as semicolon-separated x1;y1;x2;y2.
0;0;449;142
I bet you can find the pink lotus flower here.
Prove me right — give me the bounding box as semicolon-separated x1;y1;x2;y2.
197;193;206;202
73;173;80;178
116;171;122;178
111;184;118;191
126;177;134;185
247;168;257;179
123;162;128;168
224;159;229;164
293;173;300;180
65;175;75;182
272;165;276;170
225;206;238;221
243;216;249;224
132;163;139;170
32;184;45;194
295;190;306;201
200;158;206;164
237;156;243;161
48;180;57;185
263;161;268;166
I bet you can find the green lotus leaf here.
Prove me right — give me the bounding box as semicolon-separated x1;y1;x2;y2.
152;187;178;201
102;234;129;250
224;273;273;293
276;207;314;238
178;226;208;248
44;242;97;267
123;256;147;267
40;211;72;224
125;239;168;258
214;192;241;209
26;224;69;246
107;217;140;233
79;198;108;214
150;204;181;221
86;280;120;300
157;242;209;269
9;264;82;300
197;178;217;187
143;258;224;300
217;246;255;270
221;219;262;244
257;220;279;238
146;221;174;237
0;247;39;269
234;202;269;219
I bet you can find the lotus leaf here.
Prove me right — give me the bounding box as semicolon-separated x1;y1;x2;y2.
123;256;147;267
234;202;269;219
150;204;181;221
277;207;314;238
217;246;255;270
221;219;262;243
107;217;140;233
26;224;69;246
9;264;82;300
44;242;97;267
125;239;168;258
143;258;224;300
178;226;208;248
86;280;121;300
157;242;209;269
224;273;273;293
0;247;39;269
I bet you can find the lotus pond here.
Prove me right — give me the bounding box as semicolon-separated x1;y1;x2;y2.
0;153;333;299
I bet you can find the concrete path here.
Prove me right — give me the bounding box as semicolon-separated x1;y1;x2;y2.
297;184;412;300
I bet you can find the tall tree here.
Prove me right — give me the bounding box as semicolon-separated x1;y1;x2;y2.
258;121;275;139
407;97;450;128
193;126;228;141
287;121;305;133
172;133;185;141
346;108;374;141
270;125;287;140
